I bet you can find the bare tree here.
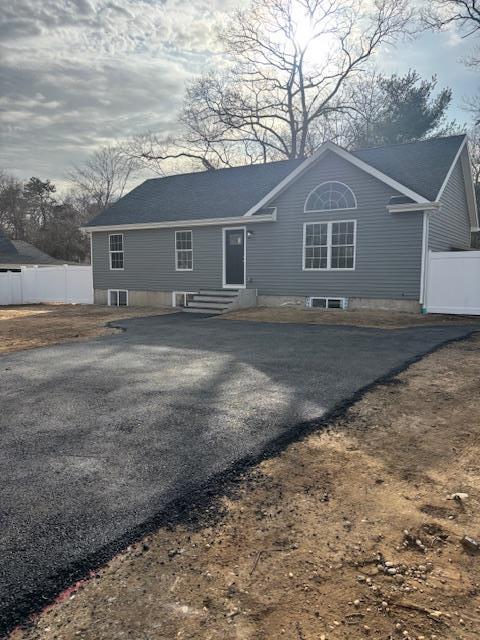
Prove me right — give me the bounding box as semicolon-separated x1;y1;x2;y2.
124;133;219;173
469;126;480;185
464;92;480;125
423;0;480;67
422;0;480;35
128;0;414;171
68;145;140;211
0;172;27;238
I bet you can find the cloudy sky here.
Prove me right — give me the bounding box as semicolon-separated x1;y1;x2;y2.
0;0;477;191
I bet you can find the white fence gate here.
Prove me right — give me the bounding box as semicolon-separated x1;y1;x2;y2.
425;251;480;315
0;265;93;306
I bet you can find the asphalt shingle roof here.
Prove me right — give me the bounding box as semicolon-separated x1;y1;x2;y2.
0;231;63;266
87;135;466;227
0;230;18;255
352;135;465;202
88;159;303;227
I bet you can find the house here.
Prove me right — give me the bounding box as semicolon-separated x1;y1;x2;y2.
0;231;65;272
84;134;479;313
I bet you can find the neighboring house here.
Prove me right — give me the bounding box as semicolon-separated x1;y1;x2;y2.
84;135;479;313
0;231;64;272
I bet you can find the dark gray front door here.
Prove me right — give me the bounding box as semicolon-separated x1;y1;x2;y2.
224;228;245;287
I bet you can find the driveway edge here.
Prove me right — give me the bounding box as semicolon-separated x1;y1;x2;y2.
4;328;478;638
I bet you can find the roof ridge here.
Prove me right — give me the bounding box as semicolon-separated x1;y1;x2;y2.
143;157;301;184
140;135;466;185
352;133;466;154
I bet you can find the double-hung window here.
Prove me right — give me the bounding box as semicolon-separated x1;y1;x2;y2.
175;230;193;271
109;234;124;270
303;221;356;270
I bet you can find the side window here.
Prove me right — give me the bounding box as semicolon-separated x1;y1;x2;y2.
109;234;124;270
175;230;193;270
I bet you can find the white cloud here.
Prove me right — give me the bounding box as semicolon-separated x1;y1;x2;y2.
0;0;243;186
0;0;474;189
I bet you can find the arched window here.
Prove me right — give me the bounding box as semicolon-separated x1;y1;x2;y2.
304;181;357;212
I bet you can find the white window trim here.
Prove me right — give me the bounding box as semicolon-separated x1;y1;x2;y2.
302;220;357;272
109;233;124;271
222;226;246;289
304;181;357;213
175;230;193;271
108;289;128;306
172;291;196;307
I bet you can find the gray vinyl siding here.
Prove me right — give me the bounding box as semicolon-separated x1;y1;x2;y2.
247;151;423;300
92;226;224;292
429;155;471;251
92;150;424;301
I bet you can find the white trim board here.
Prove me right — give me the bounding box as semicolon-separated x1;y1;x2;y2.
436;136;467;200
460;143;480;231
419;212;430;306
83;212;276;233
387;201;440;214
243;141;429;217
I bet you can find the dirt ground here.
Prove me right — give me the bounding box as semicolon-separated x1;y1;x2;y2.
9;323;480;639
222;306;480;329
0;304;173;354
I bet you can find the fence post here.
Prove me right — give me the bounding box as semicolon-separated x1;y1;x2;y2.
63;264;69;303
20;266;26;304
34;265;39;303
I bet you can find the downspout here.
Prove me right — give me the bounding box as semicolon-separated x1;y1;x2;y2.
89;232;94;304
419;211;430;313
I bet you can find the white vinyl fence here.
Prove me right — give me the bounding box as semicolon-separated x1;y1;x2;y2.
425;250;480;315
0;265;93;306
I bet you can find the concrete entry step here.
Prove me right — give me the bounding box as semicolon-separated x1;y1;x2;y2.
192;295;236;303
183;288;240;315
182;307;223;315
187;301;230;310
198;290;239;297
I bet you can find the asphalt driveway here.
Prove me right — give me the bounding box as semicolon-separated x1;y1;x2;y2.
0;313;476;634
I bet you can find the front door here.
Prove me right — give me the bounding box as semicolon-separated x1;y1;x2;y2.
224;227;245;288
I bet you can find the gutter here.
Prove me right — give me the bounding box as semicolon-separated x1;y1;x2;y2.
82;211;277;233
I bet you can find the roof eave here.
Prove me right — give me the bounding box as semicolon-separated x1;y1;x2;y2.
82;211;277;233
435;135;467;200
434;136;478;231
387;201;441;214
